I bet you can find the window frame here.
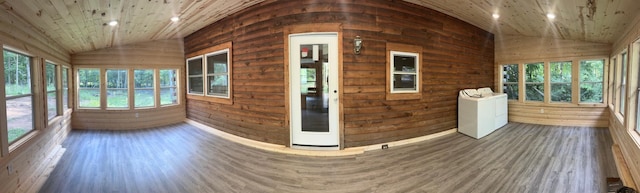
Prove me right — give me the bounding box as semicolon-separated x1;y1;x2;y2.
105;69;129;109
502;64;519;100
185;41;234;105
159;69;179;106
134;69;156;109
498;57;607;107
186;56;204;96
76;68;101;109
62;66;71;110
578;59;605;103
549;61;572;103
524;62;545;102
385;42;423;100
620;51;628;116
610;57;617;108
2;48;37;149
204;49;231;98
45;61;59;120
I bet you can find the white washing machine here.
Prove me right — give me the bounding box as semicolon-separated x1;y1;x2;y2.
458;88;508;139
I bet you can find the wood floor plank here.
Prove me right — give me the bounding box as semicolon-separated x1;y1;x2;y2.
38;122;618;193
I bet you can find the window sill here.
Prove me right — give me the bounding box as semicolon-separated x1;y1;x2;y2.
187;94;233;105
509;101;608;108
9;130;38;153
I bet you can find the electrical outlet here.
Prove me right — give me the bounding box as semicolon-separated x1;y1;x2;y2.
135;113;139;118
382;144;389;149
540;108;544;113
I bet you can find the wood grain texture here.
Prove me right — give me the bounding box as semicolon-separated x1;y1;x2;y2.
71;39;186;130
39;122;618;193
495;35;611;128
508;102;609;127
609;111;640;189
0;8;72;193
184;0;495;148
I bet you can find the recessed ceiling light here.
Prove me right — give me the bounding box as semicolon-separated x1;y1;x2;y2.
492;13;500;19
546;13;556;20
170;16;179;22
108;20;118;26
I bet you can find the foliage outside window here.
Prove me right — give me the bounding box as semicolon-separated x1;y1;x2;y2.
78;69;100;108
550;61;572;102
62;67;70;109
3;49;34;144
502;64;518;100
106;69;128;108
187;56;203;95
160;69;178;106
525;62;544;101
135;69;155;108
206;50;230;97
385;42;422;100
620;53;628;115
579;60;604;103
46;62;58;119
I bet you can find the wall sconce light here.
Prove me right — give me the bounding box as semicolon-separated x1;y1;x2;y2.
354;36;363;55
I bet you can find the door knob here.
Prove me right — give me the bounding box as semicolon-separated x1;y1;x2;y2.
334;90;337;93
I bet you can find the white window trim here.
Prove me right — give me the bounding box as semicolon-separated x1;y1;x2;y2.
204;48;231;98
186;56;204;96
389;51;420;94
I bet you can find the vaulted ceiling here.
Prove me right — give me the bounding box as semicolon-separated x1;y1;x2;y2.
1;0;639;54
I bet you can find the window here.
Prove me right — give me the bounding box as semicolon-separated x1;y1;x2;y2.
78;69;100;108
45;62;58;119
134;69;155;108
187;56;203;95
106;69;128;108
525;62;544;101
611;57;617;107
502;64;518;100
62;67;70;109
550;61;572;102
3;49;34;144
160;69;178;106
206;50;230;97
579;60;604;103
386;42;422;100
390;51;419;93
620;53;628;115
186;42;233;104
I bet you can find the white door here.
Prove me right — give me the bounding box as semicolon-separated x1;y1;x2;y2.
290;33;339;149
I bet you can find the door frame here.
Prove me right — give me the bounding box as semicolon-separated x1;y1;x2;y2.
283;23;344;149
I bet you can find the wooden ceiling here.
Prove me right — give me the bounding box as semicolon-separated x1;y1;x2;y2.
2;0;639;54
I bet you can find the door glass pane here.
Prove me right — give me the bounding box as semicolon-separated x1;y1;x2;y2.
301;44;329;132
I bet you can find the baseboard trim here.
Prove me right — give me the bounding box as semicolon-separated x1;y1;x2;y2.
185;119;456;156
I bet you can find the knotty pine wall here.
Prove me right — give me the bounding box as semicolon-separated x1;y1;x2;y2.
609;12;640;189
71;39;186;130
184;0;494;147
495;35;610;127
0;8;72;193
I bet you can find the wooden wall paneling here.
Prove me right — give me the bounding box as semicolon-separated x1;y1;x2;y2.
608;16;640;187
609;113;640;189
0;7;72;192
71;39;186;130
184;0;494;147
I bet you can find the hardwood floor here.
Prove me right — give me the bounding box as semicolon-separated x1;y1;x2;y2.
39;122;618;193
